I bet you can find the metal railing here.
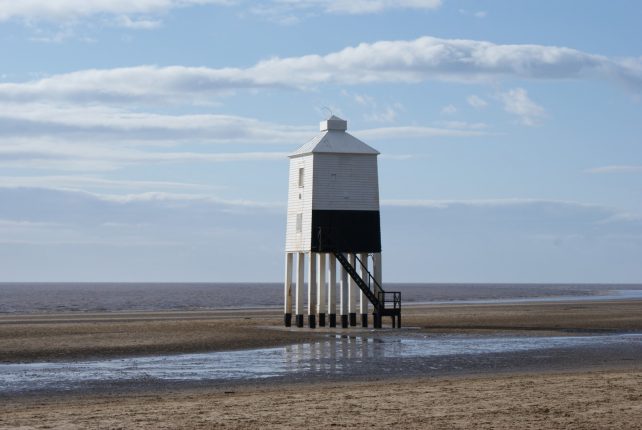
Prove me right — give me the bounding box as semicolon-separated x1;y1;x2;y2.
378;291;401;311
319;227;401;314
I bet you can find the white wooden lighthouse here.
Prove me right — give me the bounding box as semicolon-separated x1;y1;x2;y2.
283;116;401;329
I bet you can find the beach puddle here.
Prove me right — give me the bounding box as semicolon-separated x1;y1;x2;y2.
1;333;640;395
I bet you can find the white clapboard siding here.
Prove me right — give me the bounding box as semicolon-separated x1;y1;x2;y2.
312;154;379;211
285;116;380;252
285;155;314;252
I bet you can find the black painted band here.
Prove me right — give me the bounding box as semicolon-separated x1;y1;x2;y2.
311;210;381;252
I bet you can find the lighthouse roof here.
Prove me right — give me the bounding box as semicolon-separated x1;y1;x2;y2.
290;116;379;157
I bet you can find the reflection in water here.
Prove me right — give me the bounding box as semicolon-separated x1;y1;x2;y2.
1;333;640;395
284;336;394;374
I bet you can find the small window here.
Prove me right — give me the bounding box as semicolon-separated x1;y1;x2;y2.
330;173;337;181
296;213;303;232
298;167;304;187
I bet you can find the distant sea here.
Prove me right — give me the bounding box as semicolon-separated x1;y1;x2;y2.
1;283;642;314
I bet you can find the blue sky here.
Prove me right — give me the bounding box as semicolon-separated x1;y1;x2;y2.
1;0;641;282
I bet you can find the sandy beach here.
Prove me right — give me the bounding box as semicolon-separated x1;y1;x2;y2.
1;299;641;362
1;299;641;429
1;369;641;429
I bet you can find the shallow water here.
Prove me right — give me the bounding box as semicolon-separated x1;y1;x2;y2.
1;333;640;395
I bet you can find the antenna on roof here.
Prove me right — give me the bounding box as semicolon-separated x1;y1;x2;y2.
321;106;333;119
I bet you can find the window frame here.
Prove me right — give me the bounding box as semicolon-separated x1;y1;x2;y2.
296;213;303;233
298;167;304;188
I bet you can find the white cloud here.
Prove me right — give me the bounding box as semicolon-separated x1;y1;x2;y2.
341;90;404;123
363;105;401;123
438;121;488;130
115;15;162;29
586;165;642;174
320;0;442;14
0;175;222;193
0;136;289;171
379;153;417;161
250;0;441;22
1;0;440;31
1;36;640;104
0;129;476;171
441;104;457;114
28;26;77;43
341;90;375;106
0;0;233;40
0;103;313;145
500;88;546;126
0;107;472;167
381;198;602;209
0;103;485;171
2;188;641;282
356;125;488;140
0;219;60;228
0;186;282;251
96;191;283;208
598;212;642;224
459;9;487;18
467;94;488;109
0;0;233;22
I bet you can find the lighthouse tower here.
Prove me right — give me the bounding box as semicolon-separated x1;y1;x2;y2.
283;116;401;329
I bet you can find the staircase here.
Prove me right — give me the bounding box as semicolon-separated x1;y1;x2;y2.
333;252;401;328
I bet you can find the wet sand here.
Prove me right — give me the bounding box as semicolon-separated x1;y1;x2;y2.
1;300;641;428
0;309;321;363
1;300;642;362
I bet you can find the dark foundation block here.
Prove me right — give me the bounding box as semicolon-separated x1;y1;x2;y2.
318;313;326;327
361;313;368;327
329;313;337;327
341;315;349;328
308;314;316;329
373;312;382;329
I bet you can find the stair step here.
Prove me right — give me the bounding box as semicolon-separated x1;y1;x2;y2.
333;252;399;314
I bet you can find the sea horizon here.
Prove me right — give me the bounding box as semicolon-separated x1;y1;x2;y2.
2;282;641;314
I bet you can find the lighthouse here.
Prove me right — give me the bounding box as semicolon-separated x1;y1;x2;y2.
283;116;401;329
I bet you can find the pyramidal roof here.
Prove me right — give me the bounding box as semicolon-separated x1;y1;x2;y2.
290;115;379;157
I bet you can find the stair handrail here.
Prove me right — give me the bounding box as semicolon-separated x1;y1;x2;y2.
318;227;383;290
318;227;387;311
333;252;383;310
353;253;382;295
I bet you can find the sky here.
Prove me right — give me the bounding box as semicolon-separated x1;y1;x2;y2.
0;0;641;283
